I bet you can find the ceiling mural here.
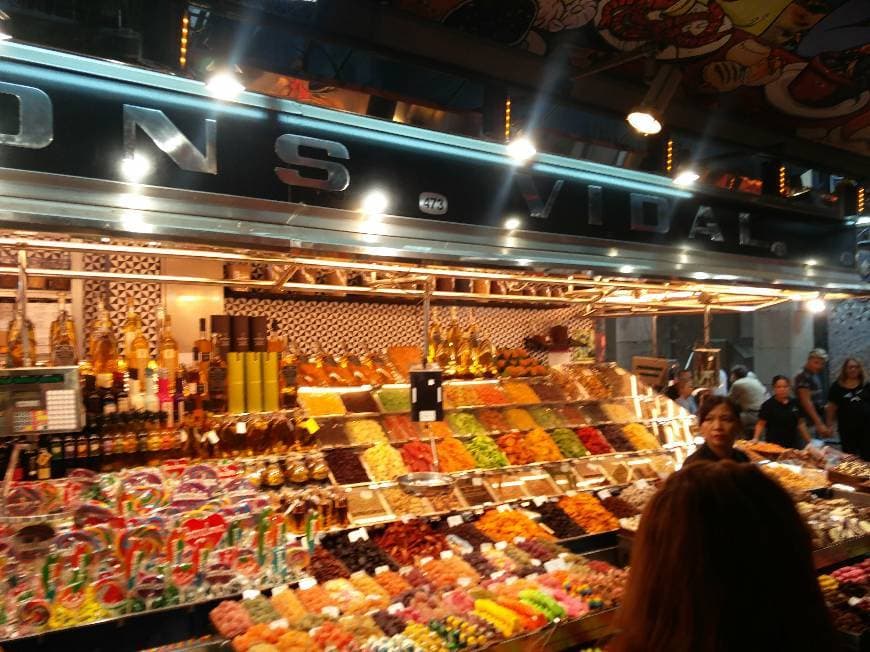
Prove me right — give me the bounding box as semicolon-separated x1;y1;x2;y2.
394;0;870;156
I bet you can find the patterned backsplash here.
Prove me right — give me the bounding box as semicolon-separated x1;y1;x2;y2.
828;299;870;377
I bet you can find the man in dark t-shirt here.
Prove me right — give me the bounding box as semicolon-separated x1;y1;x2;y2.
794;349;830;438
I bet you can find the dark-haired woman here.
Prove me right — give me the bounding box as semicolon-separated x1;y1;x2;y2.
612;461;837;652
754;375;811;449
683;396;750;465
826;358;870;458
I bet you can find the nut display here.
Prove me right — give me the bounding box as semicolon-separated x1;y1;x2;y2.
618;483;658;511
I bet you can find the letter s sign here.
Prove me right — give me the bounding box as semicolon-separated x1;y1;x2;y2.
274;134;350;192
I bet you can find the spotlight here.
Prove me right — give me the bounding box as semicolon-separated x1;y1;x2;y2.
673;169;700;186
119;153;152;183
361;190;389;216
806;298;826;314
627;109;662;136
504;217;522;230
506;137;536;164
618;265;635;274
206;71;244;100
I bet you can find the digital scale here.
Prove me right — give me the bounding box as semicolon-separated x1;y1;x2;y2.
0;366;82;435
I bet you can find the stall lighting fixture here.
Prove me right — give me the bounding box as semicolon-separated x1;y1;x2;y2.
627;66;679;135
626;110;662;136
506;137;536;164
206;70;244;100
806;298;826;314
857;216;870;225
858;186;865;214
0;9;11;41
119;153;152;183
673;169;700;187
618;265;635;274
360;189;389;216
503;217;522;230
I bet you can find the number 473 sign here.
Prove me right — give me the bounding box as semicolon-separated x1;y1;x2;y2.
419;192;448;216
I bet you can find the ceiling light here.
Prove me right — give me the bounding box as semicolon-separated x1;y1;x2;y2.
673;169;700;186
618;265;635;274
517;258;531;266
120;210;153;234
506;137;536;164
504;217;522;230
119;153;152;183
361;190;389;216
626;109;662;136
206;71;245;100
607;248;619;257
0;29;11;41
856;216;870;225
806;298;826;314
805;259;818;266
691;272;710;280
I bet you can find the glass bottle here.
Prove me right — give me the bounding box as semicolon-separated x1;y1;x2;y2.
193;317;212;392
122;297;150;382
426;307;443;365
313;341;355;386
267;319;285;353
157;309;179;380
7;302;37;367
207;334;228;413
90;298;118;374
49;294;78;366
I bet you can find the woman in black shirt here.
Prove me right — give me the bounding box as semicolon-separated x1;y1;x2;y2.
754;375;811;449
684;396;750;465
826;358;870;459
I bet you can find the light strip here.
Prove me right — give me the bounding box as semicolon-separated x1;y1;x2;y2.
0;41;690;200
179;13;189;69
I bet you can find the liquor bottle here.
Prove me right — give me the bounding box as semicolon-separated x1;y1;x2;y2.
123;413;139;468
100;414;116;471
36;435;51;480
173;370;186;425
457;333;473;378
445;307;462;375
62;430;76;472
292;341;329;386
279;342;298;410
88;416;103;471
426;307;443;365
114;371;130;413
98;373;117;415
49;433;64;478
194;318;212;393
79;355;95;393
339;343;378;385
90;298;118;374
361;349;395;385
76;418;92;466
22;444;38;481
49;294;78;366
185;359;203;419
83;374;101;419
122;297;150;382
267;319;285;353
207;334;228;413
157;309;179;379
136;413;151;466
314;342;355;385
7;302;37;367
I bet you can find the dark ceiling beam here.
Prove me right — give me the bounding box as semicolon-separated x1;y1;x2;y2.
302;0;870;179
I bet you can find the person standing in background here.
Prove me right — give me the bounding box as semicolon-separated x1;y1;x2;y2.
728;365;767;438
794;349;831;438
826;358;870;459
755;375;812;449
665;369;691;401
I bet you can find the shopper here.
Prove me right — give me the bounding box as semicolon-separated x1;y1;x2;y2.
683;396;749;465
727;365;767;437
795;348;831;438
826;358;870;458
754;375;812;449
611;461;837;652
664;369;691;401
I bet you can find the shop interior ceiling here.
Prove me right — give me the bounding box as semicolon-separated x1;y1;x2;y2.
4;0;870;182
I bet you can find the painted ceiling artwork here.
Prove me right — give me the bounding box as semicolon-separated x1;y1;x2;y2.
394;0;870;155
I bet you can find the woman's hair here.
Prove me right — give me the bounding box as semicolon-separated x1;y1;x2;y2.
838;357;866;385
612;462;836;652
772;374;790;387
730;364;748;380
697;395;741;424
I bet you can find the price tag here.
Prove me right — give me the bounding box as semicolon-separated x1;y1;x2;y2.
205;430;219;445
543;558;568;573
490;570;506;581
634;479;649;490
178;429;189;444
473;508;484;516
505;576;518;585
440;550;454;559
374;565;389;575
303;418;320;434
532;496;548;507
270;618;289;630
321;606;340;619
472;477;483;486
298;577;318;590
419;556;434;565
457;576;472;587
530;559;542;567
447;515;464;528
495;541;507;551
360;490;374;500
347;528;369;543
520;501;530;508
480;543;493;552
496;504;512;513
271;584;288;596
566;490;577;497
236;421;247;435
560;464;570;472
398;566;412;575
598;489;612;500
400;515;412;524
387;602;404;615
242;589;261;600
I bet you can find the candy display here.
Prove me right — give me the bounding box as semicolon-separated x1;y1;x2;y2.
418;421;453;440
309;547;351;583
375;521;449;566
374;571;412;598
464;434;509;469
528;406;563;429
550;428;588;458
434;436;478;472
382;415;419;442
527;381;565;402
457;478;496;506
601;402;636;423
345;418;389;445
558;493;619;533
795;497;870;548
400;440;435;472
476;408;512;433
831;458;870;480
598;424;634;452
762;464;826;496
361;443;408;481
599;495;641;518
532;501;587;539
322;533;399;574
475;384;510;406
298;392;347;417
444;521;492;547
559;404;588;427
502;381;541;404
426;489;464;513
504;408;537;432
382;487;432;516
446;412;489;437
325;449;371;484
496;349;546;378
496;432;536;466
444;384;481;409
575;427;614;455
474;509;556;542
376;388;412;414
621;423;660;451
524;429;563;462
341;391;380;414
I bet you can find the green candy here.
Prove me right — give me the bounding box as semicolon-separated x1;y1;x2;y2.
528;406;563;429
550;428;588;458
446;412;488;437
377;388;411;413
464;434;509;468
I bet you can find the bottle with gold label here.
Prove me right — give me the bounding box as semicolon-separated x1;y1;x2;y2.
157;309;179;379
49;294;78;366
7;302;37;367
90;298;118;374
122;297;149;377
426;307;443;365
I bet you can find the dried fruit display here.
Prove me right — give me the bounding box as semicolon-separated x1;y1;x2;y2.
361;442;408;481
621;423;660;451
475;509;556;542
464;434;510;468
558;493;619;533
435;436;478;472
502;381;541;404
525;429;563;462
374;520;448;566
